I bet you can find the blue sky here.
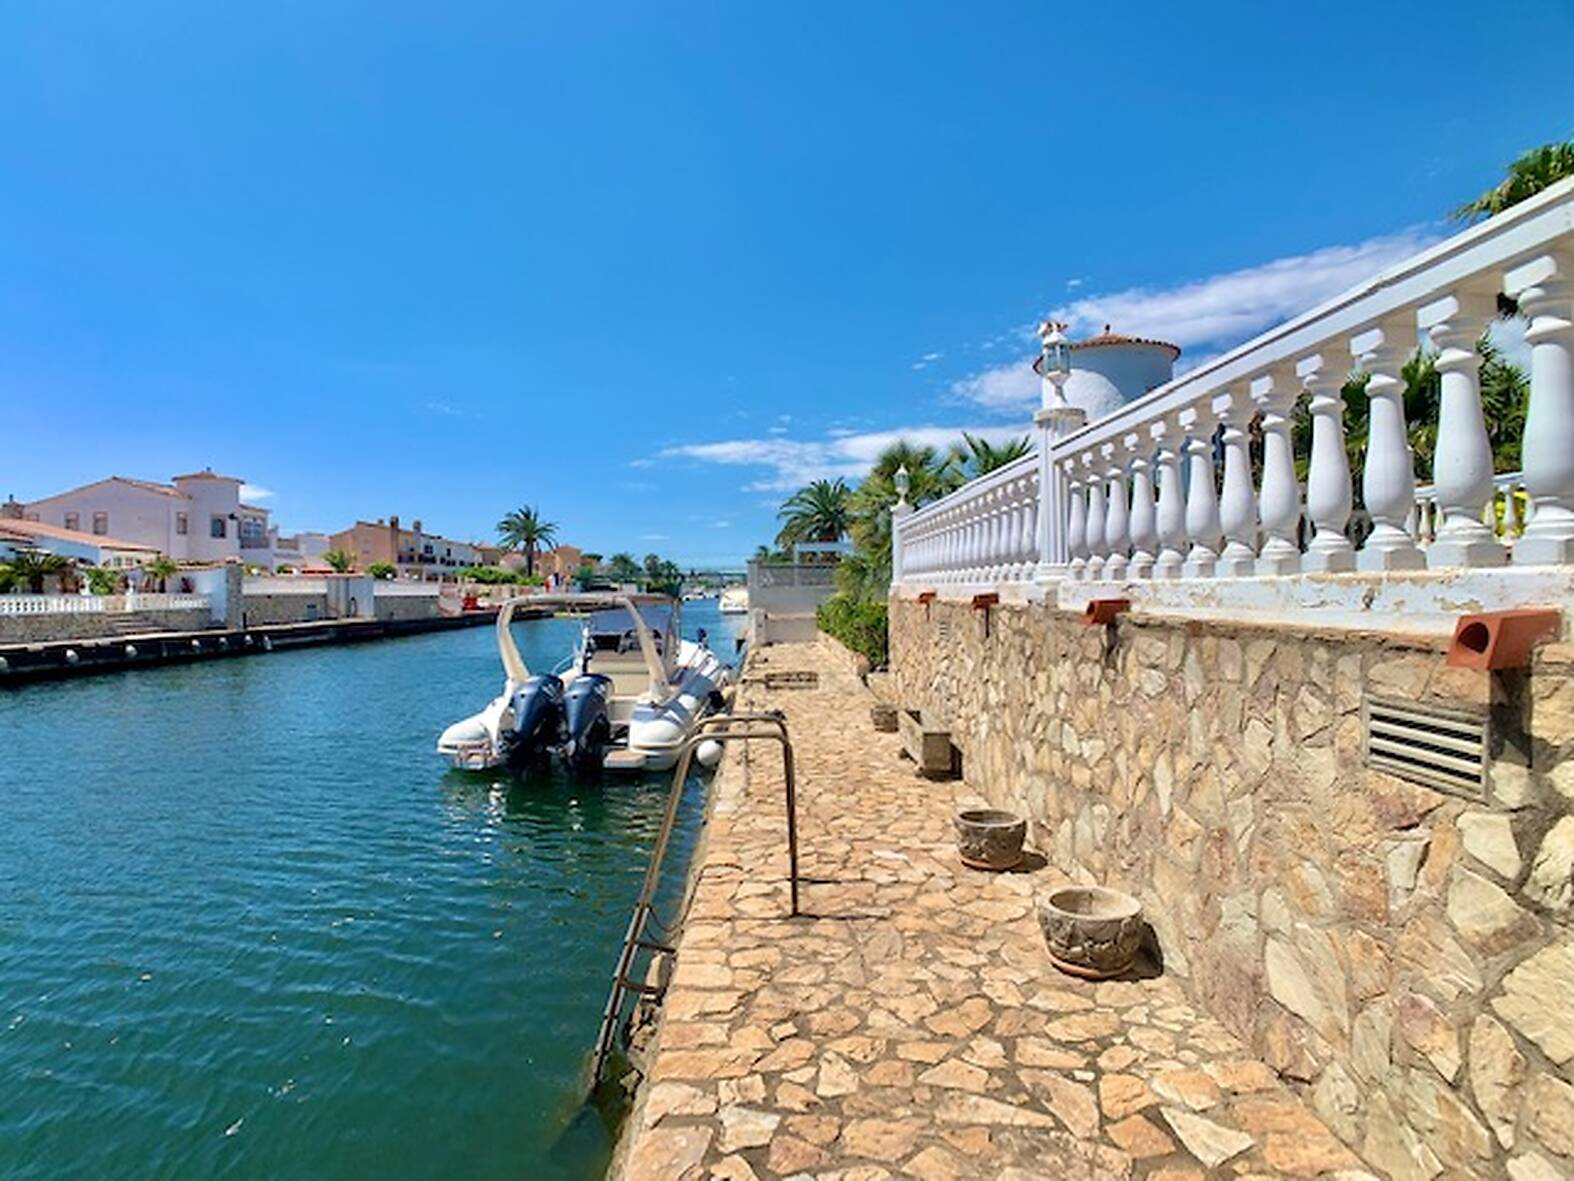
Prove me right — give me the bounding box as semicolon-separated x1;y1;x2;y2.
2;2;1571;568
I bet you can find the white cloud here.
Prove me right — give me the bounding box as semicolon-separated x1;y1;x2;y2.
911;351;944;371
1065;277;1084;290
661;423;1033;493
948;359;1039;415
949;227;1441;416
640;532;668;541
1054;227;1438;351
240;483;274;501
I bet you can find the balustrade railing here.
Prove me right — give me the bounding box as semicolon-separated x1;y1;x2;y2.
896;452;1040;586
894;178;1574;599
0;592;211;616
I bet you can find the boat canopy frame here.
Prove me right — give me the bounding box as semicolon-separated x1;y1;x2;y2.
494;592;679;696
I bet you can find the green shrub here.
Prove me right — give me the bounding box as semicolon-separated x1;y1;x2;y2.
367;562;397;580
816;594;888;668
85;567;121;595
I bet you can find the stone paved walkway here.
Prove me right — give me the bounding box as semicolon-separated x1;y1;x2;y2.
617;639;1380;1181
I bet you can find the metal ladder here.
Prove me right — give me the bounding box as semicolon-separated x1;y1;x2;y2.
589;711;799;1089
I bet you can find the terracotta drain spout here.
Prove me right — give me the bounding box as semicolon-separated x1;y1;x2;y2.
1446;608;1561;670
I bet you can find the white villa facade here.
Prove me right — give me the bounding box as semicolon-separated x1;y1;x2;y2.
22;469;275;567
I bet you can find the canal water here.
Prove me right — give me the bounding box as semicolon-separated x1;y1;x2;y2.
0;598;743;1180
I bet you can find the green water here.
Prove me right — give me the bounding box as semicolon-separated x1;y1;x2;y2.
0;601;741;1180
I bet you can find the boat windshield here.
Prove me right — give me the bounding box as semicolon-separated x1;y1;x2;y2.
583;605;674;654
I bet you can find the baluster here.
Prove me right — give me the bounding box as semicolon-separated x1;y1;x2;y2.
1102;442;1131;581
1084;452;1108;580
1352;317;1425;570
1067;472;1088;580
1180;404;1220;577
1127;432;1157;579
1254;369;1302;575
1298;353;1356;572
1020;490;1038;581
1504;484;1521;538
1506;251;1574;564
1152;418;1185;578
1216;388;1258;576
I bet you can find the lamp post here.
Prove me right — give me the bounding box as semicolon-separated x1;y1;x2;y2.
1034;320;1087;583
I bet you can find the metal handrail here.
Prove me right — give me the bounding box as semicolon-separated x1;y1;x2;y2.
589;712;799;1089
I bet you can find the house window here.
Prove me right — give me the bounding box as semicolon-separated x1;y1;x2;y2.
211;515;227;539
64;512;80;531
176;512;189;535
92;513;108;535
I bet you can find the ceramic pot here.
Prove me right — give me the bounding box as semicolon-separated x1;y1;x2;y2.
954;808;1026;871
1038;885;1143;979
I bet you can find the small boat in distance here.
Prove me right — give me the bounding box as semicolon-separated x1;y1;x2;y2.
437;593;731;774
718;586;749;615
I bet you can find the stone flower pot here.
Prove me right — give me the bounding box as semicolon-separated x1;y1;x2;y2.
870;703;899;732
1038;885;1144;979
954;809;1027;871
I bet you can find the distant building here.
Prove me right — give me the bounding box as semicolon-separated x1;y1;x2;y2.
20;469;274;566
537;545;584;582
270;530;333;571
328;516;479;579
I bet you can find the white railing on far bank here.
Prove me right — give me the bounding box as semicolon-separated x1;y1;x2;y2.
894;178;1574;605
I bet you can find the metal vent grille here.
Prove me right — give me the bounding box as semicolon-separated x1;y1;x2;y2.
1364;696;1486;800
936;619;952;643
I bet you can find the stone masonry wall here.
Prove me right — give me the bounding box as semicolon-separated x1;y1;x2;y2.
239;593;331;626
890;595;1574;1180
0;608;212;644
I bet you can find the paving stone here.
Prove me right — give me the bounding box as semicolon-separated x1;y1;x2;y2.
1492;940;1574;1065
1159;1107;1256;1167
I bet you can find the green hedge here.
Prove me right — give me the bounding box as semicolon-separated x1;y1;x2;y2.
816;594;888;668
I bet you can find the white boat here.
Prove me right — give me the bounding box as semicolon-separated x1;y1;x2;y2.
718;586;749;615
437;593;731;774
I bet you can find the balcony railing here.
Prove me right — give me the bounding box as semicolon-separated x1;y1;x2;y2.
0;592;211;616
893;178;1574;620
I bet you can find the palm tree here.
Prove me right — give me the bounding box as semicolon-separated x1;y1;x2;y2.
837;443;959;595
605;552;642;584
144;556;179;591
952;432;1032;478
9;548;73;593
496;505;558;577
1454;140;1574;222
776;478;853;552
322;550;356;573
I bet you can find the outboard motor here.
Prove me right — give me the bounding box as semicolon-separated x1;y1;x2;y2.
559;674;612;775
506;674;564;762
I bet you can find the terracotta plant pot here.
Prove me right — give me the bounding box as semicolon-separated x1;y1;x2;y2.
1038;885;1144;979
954;809;1026;871
870;703;899;732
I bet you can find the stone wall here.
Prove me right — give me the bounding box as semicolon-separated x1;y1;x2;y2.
373;594;440;623
0;608;212;644
240;593;331;626
890;594;1574;1179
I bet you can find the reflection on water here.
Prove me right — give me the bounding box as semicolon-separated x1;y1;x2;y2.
0;598;740;1181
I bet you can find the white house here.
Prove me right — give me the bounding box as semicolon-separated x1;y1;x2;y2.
22;469;275;566
0;515;160;568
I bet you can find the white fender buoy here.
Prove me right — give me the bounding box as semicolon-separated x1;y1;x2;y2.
191;639;202;652
261;636;273;652
0;656;8;673
124;645;138;659
64;649;80;665
217;637;228;650
695;739;724;769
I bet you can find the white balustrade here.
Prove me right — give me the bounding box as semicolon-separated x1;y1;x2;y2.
892;178;1574;599
0;594;106;616
893;453;1039;587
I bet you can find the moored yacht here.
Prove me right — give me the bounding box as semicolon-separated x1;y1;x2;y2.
437;593;731;774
